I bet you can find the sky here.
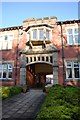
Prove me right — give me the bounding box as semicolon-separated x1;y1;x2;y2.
0;2;79;28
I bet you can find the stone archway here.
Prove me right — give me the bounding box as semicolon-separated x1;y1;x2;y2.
26;63;53;88
20;45;59;87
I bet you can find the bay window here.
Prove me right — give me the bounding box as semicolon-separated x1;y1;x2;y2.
27;27;51;41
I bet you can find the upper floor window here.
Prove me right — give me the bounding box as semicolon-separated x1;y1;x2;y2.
33;29;37;40
46;29;50;39
66;61;80;79
0;63;13;80
0;34;13;50
27;26;52;41
39;29;44;40
4;35;8;40
67;28;80;45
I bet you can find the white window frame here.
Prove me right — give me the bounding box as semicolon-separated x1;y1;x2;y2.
32;29;37;40
8;34;13;49
66;26;80;45
0;63;13;80
0;33;14;50
27;26;52;41
66;61;80;80
0;36;3;50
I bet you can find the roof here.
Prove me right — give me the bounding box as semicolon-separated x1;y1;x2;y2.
0;26;23;32
0;19;80;32
57;19;80;25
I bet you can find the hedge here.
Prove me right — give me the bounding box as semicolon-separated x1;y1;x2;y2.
0;86;22;100
36;84;80;120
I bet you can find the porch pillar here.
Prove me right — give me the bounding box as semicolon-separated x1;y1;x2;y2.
53;52;58;84
20;54;26;86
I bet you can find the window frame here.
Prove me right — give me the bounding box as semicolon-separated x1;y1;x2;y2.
66;26;80;45
27;26;52;41
0;63;13;80
66;61;80;80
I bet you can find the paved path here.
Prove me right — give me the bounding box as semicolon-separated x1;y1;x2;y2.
2;89;46;120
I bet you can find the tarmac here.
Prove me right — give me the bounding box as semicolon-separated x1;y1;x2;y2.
2;89;46;120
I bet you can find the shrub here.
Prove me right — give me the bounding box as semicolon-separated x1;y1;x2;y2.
0;86;22;100
36;84;80;120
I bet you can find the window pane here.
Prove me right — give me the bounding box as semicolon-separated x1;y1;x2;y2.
67;29;72;34
4;35;8;40
67;68;72;78
0;70;2;78
50;56;53;63
68;35;73;44
8;64;12;69
30;57;32;62
8;71;12;78
0;36;3;41
42;57;44;61
33;30;37;39
9;35;13;40
26;57;28;63
46;57;48;62
0;65;2;69
34;57;36;61
67;62;72;67
75;35;79;44
38;57;40;61
46;30;49;39
39;29;43;39
74;68;79;78
3;64;7;69
74;28;78;34
74;62;79;67
3;70;6;78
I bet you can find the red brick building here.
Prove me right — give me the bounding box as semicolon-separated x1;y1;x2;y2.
0;16;80;87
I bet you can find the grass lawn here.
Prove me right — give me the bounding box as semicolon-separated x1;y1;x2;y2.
36;84;80;120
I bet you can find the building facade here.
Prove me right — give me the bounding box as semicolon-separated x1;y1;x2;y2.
0;16;80;87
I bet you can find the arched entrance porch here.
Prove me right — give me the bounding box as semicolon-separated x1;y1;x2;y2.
20;45;59;87
26;62;53;88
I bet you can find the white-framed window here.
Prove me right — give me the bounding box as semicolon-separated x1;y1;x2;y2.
0;36;3;50
0;63;13;80
67;27;80;45
4;35;8;40
8;35;13;49
66;61;80;80
46;29;50;40
33;29;37;40
39;29;44;40
27;26;52;41
0;34;13;50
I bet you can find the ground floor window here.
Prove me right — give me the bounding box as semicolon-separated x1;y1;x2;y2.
66;61;80;80
0;63;13;80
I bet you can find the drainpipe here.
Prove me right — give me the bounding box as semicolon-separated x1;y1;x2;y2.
14;28;19;85
60;22;66;87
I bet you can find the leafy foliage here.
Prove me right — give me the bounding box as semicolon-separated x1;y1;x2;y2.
36;84;80;120
0;86;22;100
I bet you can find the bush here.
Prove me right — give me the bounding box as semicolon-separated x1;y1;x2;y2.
0;86;22;100
36;84;80;120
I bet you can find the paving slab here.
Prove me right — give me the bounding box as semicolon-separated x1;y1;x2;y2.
2;89;46;120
